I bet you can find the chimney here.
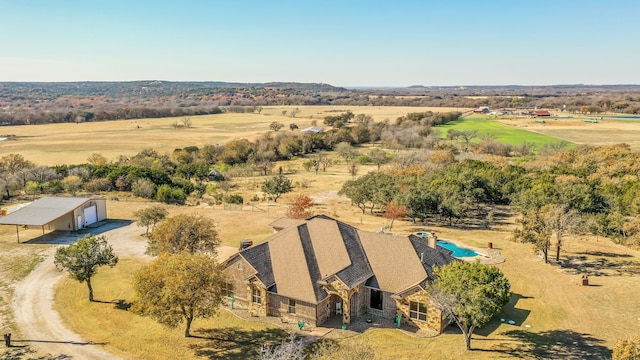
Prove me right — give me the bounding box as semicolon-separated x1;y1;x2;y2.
428;232;438;249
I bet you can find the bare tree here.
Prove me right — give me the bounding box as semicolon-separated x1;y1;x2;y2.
181;117;192;128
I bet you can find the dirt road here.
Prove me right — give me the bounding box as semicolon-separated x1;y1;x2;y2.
12;221;149;359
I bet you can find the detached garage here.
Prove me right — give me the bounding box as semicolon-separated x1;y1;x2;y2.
0;196;107;242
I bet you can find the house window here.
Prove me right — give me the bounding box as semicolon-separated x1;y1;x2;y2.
409;301;427;322
288;299;296;314
252;286;262;304
222;282;234;298
369;289;383;310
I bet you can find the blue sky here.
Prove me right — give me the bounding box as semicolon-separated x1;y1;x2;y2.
0;1;638;86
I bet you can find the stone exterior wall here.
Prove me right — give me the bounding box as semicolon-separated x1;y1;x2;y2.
395;291;444;333
247;282;268;317
222;256;256;310
350;284;367;318
363;287;397;319
267;294;317;326
321;279;367;325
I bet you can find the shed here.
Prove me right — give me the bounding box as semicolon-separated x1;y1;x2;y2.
0;196;107;242
300;126;323;134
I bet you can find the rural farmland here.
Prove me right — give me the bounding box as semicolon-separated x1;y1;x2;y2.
3;2;640;357
2;105;640;359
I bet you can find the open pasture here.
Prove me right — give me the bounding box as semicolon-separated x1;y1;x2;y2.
503;117;640;151
0;106;471;166
438;119;565;148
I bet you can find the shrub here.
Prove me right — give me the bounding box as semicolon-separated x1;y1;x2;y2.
156;184;186;205
355;155;370;165
224;194;244;204
84;178;112;192
132;178;156;199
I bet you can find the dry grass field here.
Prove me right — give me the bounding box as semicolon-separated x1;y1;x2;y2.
496;117;640;151
0;105;470;165
2;108;640;359
2;160;639;359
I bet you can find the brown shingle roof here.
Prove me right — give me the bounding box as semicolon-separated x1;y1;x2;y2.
267;225;318;304
357;230;428;294
307;217;350;278
236;216;453;305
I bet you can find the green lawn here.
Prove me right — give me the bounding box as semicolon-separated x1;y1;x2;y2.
438;119;570;148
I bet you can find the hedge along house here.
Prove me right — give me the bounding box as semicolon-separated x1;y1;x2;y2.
0;196;107;242
221;215;456;333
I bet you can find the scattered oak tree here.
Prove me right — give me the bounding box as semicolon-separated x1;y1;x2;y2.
131;253;225;337
382;203;409;230
86;152;108;166
133;205;168;236
269;121;285;132
513;204;580;264
286;194;314;219
54;234;118;302
543;204;580;263
368;148;390;169
147;214;220;256
429;262;511;350
513;209;552;263
261;174;293;202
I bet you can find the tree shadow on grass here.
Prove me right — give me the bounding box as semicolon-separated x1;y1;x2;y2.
496;329;611;359
188;326;289;360
476;293;532;337
561;254;640;276
90;298;131;310
2;345;71;360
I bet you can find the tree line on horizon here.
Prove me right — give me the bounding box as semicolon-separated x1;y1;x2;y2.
1;82;640;125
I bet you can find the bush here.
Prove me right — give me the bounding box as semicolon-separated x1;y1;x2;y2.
84;178;112;192
171;177;195;195
156;184;186;204
224;194;244;204
132;178;156;199
355;155;370;165
43;179;64;194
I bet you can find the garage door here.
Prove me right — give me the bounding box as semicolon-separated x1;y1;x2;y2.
84;206;98;225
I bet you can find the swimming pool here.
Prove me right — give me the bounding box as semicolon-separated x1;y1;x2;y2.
437;240;478;258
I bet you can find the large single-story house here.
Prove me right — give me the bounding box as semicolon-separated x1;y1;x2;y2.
0;196;107;241
222;215;455;332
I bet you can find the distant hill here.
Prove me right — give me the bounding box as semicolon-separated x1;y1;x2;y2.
0;81;347;99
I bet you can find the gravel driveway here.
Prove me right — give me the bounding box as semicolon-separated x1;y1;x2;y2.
12;220;149;359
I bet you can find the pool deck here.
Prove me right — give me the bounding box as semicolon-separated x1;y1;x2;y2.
440;238;505;265
477;248;505;265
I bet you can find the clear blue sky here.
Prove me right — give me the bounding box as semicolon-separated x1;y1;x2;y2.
1;0;638;86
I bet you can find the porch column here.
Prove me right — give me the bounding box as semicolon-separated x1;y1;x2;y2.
342;294;350;325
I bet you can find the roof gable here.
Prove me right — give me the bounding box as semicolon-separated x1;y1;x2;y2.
307;218;351;278
358;230;428;294
239;242;274;288
267;225;319;304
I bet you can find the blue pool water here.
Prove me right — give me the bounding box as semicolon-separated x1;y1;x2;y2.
437;240;478;258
